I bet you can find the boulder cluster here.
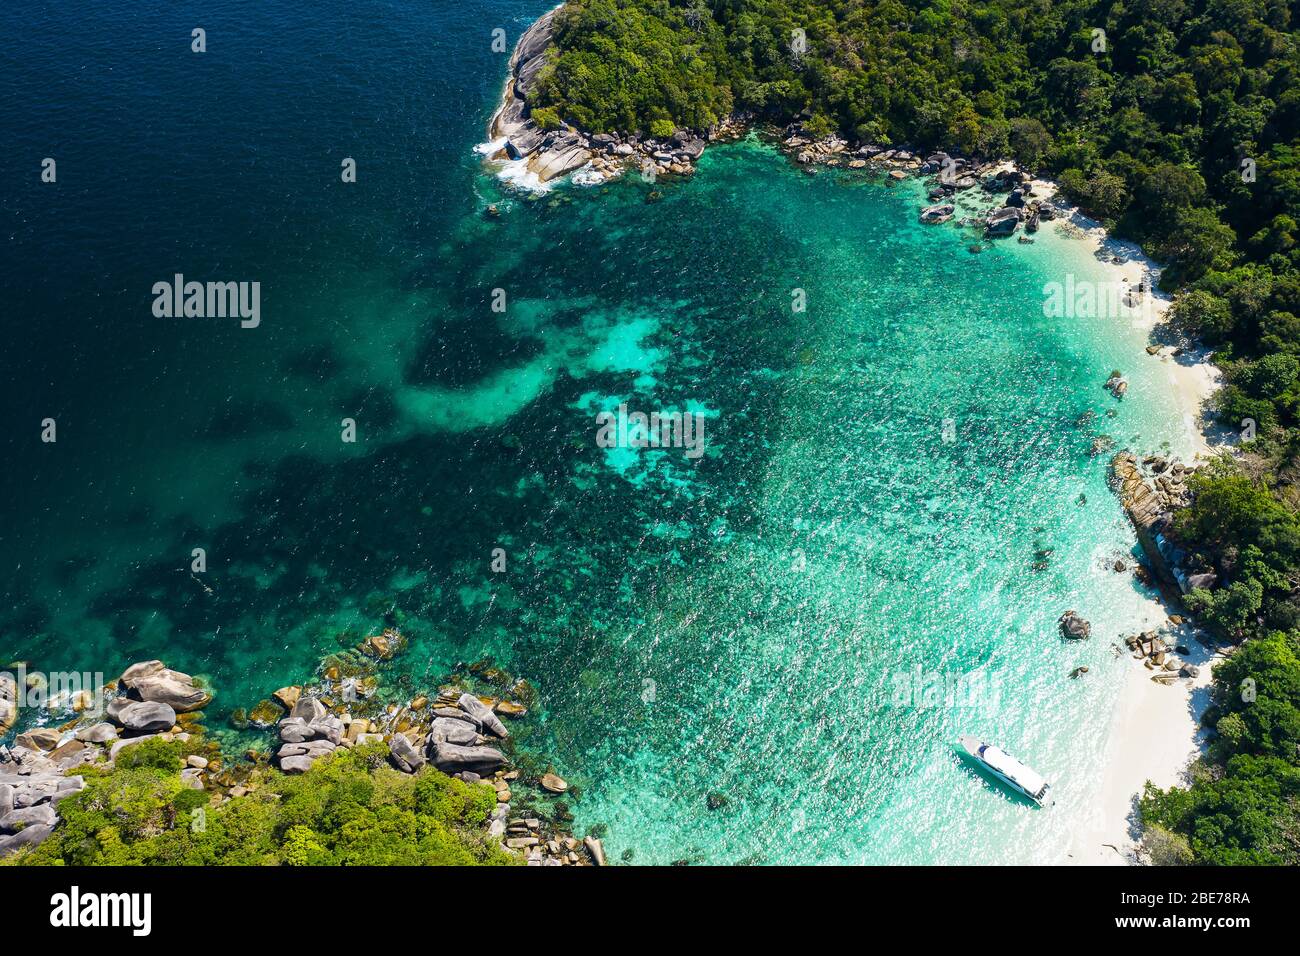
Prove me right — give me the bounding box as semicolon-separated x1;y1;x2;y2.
775;132;1066;240
2;641;609;865
0;673;15;736
1111;451;1213;595
1123;631;1201;685
269;685;513;778
266;681;601;865
783;132;932;176
0;745;85;857
0;659;211;857
979;168;1057;238
583;126;716;183
920;202;955;224
256;645;603;866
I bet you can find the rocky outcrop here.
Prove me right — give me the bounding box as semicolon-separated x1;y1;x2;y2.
1123;631;1200;684
5;646;599;866
75;722;118;744
427;692;508;774
429;715;482;746
0;743;87;858
0;673;16;736
255;651;593;865
388;733;425;773
985;206;1023;237
107;698;176;733
1111;451;1209;594
429;740;507;775
119;660;211;713
455;692;509;738
920;203;955;224
273;699;343;773
1058;610;1092;640
14;727;60;752
487;9;593;183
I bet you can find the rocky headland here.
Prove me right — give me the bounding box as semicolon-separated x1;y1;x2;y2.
485;7;728;186
1110;451;1215;598
1;637;603;866
1104;449;1221;686
485;8;1102;275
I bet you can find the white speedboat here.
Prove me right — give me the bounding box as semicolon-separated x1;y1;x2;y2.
958;735;1051;806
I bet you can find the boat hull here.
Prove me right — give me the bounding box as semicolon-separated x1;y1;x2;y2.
957;735;1050;806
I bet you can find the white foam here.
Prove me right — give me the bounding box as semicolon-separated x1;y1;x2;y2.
475;138;504;158
494;156;551;193
571;164;605;187
476;138;553;194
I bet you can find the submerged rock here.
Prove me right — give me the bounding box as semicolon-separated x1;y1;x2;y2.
1059;611;1092;640
920;202;954;224
1104;371;1129;399
540;772;569;794
247;699;282;729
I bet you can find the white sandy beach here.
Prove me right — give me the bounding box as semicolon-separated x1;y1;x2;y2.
1037;179;1230;865
1074;619;1217;864
1072;224;1224;457
1027;170;1225;456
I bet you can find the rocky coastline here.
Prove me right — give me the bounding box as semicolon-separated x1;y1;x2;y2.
1;638;603;866
485;6;731;186
1110;451;1216;598
1104;450;1223;686
487;16;1133;306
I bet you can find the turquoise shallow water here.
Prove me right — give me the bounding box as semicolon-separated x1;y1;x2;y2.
1;0;1196;864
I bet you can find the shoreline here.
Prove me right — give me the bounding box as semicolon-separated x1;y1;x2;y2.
481;105;1225;467
483;13;1230;866
1;648;604;865
1033;188;1227;866
1077;620;1216;864
1031;173;1225;462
